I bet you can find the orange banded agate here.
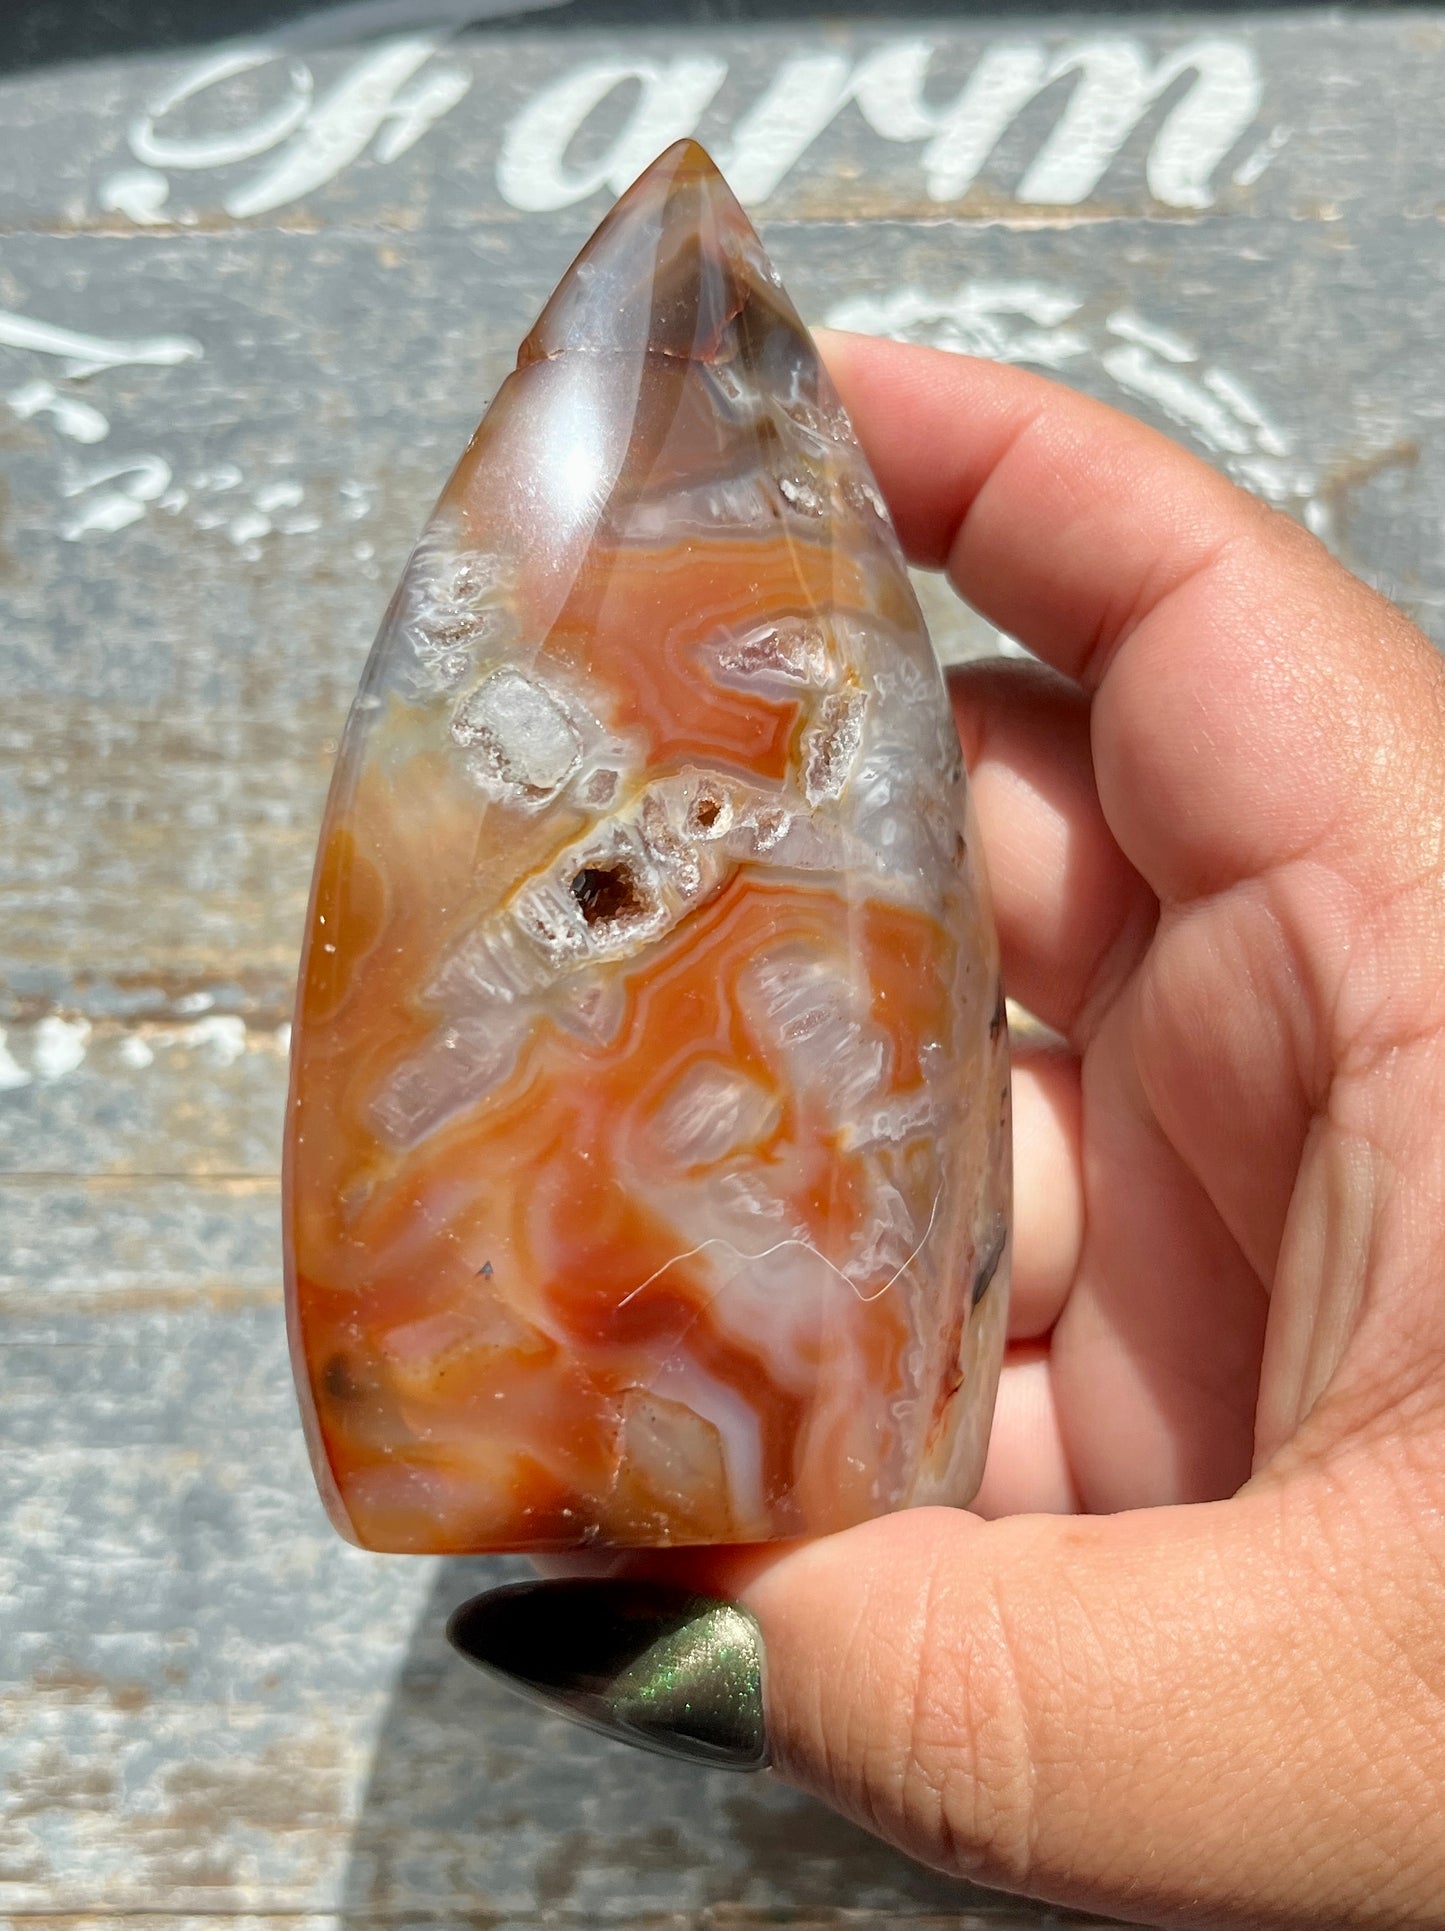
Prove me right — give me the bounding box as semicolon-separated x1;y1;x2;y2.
283;142;1010;1554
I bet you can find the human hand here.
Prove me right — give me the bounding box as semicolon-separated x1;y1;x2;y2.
456;335;1445;1927
715;334;1445;1926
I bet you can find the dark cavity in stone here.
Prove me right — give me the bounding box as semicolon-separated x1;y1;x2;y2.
322;1352;360;1401
571;863;646;928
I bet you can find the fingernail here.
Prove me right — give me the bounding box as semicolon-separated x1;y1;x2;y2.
447;1577;768;1771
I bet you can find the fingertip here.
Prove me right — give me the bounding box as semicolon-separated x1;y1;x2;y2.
713;1488;1369;1924
811;322;868;361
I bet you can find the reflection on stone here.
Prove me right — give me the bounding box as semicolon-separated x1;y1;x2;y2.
284;142;1010;1554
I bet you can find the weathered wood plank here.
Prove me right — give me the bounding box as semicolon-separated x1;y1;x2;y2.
0;1015;288;1173
0;1163;1102;1925
2;16;1444;238
2;5;1442;1926
0;1173;278;1311
0;1219;1048;1920
3;211;1441;710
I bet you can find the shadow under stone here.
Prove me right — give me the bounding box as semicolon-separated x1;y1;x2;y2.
336;1553;1026;1926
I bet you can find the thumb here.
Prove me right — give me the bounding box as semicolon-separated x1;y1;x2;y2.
723;1486;1442;1926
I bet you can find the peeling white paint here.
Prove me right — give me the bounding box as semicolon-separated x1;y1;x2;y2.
7;379;110;443
1021;39;1262;208
98;166;172;224
123;27;1264;225
371;61;472;164
130;49;316;171
111;1014;258;1068
0;1013;291;1082
1202;367;1292;457
191;464;243;492
1232;123;1291;188
0;1031;32;1093
186;1016;249;1066
0;308;202;380
60;455;173;540
1105;310;1196;365
61;449;326;544
227;38;452;218
721;36;1262;209
31;1016;92;1081
498;55;729;212
62;494;146;539
114;32;487;222
500;35;1263;214
229;510;272;546
253;480;304;513
826;282;1088;368
827;279;1324;531
1101;342;1256;456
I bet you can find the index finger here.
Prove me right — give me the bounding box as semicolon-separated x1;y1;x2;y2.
815;329;1254;687
816;329;1441;908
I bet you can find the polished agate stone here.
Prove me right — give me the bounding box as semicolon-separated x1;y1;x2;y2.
284;141;1010;1554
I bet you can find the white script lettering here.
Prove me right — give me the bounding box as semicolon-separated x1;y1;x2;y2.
497;57;729;212
118;34;472;221
506;35;1264;212
0;308;203;378
98;31;1267;222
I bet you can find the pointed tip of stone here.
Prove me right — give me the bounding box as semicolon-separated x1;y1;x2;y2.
520;140;799;367
638;140;749;219
641;137;727;186
603;137;758;261
591;137;749;238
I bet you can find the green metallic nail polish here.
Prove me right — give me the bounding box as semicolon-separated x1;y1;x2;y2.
447;1578;768;1771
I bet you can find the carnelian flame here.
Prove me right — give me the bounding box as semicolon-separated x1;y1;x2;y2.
284;142;1010;1553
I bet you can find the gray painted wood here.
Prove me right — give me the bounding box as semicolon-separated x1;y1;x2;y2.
1;4;1441;1923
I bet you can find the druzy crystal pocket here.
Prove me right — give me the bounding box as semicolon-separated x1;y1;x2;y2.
283;142;1010;1554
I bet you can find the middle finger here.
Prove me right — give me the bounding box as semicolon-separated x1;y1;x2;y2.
951;654;1157;1047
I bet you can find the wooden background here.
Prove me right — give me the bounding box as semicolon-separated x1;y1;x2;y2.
1;2;1441;1924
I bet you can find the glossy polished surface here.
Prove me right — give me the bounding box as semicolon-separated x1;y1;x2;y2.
449;1579;769;1771
284;141;1010;1554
